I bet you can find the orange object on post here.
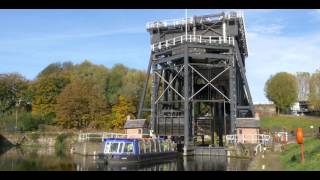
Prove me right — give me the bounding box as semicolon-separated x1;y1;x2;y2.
296;128;303;144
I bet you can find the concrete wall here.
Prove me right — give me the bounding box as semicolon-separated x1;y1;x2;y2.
254;104;276;116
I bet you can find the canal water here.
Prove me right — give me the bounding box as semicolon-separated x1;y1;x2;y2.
0;147;251;171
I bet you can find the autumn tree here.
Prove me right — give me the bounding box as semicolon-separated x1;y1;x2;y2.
309;71;320;111
265;72;298;114
31;74;70;120
110;95;136;129
55;79;108;129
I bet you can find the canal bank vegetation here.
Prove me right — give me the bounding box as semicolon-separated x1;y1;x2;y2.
251;115;320;171
260;115;320;136
0;60;151;134
280;137;320;171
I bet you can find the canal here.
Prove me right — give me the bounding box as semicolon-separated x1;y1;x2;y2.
0;147;251;171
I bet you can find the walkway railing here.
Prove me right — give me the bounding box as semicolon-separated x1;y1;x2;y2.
146;17;193;29
225;134;271;145
151;35;235;52
78;132;150;142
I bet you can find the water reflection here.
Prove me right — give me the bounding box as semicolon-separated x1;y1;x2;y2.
0;147;250;171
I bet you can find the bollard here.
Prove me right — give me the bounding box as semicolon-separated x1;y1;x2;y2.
296;128;304;164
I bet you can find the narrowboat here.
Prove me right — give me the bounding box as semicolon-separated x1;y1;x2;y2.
99;138;178;164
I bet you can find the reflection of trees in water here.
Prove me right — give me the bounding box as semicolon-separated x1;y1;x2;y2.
74;155;248;171
0;134;14;156
227;158;251;171
0;147;251;171
0;147;76;171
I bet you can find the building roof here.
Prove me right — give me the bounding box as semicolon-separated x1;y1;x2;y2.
236;118;260;128
124;119;147;129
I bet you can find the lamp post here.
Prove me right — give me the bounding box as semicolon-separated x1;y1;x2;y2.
15;98;22;132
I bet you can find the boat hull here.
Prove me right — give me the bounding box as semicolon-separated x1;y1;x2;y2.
98;152;178;164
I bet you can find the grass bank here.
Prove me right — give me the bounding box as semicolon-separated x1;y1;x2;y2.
260;115;320;136
280;137;320;171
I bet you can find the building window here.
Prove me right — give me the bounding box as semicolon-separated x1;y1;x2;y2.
239;129;242;134
138;129;142;134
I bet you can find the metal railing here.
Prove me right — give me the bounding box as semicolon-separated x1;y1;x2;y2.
225;134;271;145
78;132;151;142
146;17;193;29
151;35;235;52
146;11;244;30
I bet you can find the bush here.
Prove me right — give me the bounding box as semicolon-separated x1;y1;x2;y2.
55;133;69;156
19;112;54;132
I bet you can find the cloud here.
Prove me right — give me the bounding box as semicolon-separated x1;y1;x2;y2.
0;27;145;46
246;27;320;104
248;24;284;35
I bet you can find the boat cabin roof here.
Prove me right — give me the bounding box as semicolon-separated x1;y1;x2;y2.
103;138;139;143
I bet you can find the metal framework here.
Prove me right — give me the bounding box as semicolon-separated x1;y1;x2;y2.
138;11;255;152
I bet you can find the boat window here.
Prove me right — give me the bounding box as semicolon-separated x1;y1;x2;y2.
151;140;155;153
123;143;134;153
110;142;119;153
139;141;145;154
145;141;151;153
163;141;168;152
155;140;159;152
159;141;163;152
118;142;124;153
104;142;111;153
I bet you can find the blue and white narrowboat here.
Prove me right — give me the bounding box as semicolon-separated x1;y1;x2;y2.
99;138;178;164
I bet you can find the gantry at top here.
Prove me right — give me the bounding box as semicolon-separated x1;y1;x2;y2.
146;11;248;57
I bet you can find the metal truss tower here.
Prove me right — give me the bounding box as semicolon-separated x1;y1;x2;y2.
138;11;255;153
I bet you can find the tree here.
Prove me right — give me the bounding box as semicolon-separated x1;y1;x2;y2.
0;73;29;113
37;61;73;79
31;74;70;120
71;60;109;90
55;79;108;129
309;71;320;111
106;64;128;105
110;95;136;129
265;72;298;114
119;70;149;110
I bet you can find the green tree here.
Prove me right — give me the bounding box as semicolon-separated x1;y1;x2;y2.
309;71;320;111
119;70;149;109
71;60;109;90
265;72;298;114
106;64;128;105
0;73;29;113
37;61;73;79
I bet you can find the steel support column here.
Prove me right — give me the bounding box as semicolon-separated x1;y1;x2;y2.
183;44;191;155
229;56;237;134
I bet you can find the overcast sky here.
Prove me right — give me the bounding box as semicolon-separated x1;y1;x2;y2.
0;9;319;104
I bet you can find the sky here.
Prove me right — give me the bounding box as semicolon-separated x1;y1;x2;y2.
0;9;319;104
